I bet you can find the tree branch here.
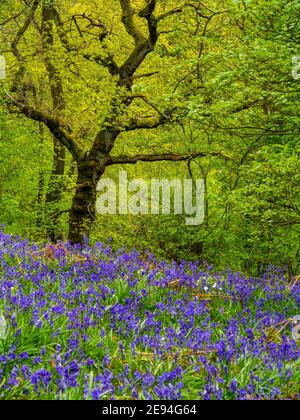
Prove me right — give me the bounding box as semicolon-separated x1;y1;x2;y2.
49;8;119;76
130;94;166;118
83;53;119;76
107;151;230;165
157;7;183;22
21;106;82;162
272;220;300;227
3;88;83;162
125;114;169;131
139;0;158;44
0;9;27;26
133;71;159;79
41;2;65;112
11;0;40;58
71;14;109;41
10;0;40;90
119;0;145;43
118;0;159;86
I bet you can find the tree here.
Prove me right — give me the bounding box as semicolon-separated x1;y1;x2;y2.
1;0;228;244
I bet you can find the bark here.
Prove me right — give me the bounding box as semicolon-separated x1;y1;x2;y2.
68;160;97;245
42;2;66;242
45;137;66;242
68;129;119;244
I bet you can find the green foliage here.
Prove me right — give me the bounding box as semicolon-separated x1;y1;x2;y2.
0;0;299;273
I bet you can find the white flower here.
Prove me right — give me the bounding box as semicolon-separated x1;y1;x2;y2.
0;313;7;340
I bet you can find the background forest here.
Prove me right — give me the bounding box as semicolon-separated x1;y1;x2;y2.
0;0;299;274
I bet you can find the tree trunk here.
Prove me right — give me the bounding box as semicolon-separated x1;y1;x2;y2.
68;129;119;245
68;160;96;245
36;122;45;230
45;137;66;242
